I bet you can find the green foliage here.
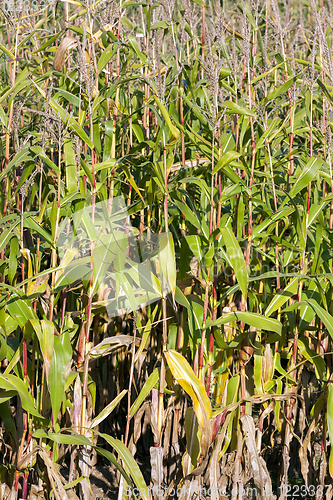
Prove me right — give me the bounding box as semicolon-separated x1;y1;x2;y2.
0;0;333;498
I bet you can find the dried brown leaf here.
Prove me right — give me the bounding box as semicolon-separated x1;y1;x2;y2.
28;485;46;500
240;415;276;500
213;392;302;418
0;484;10;500
150;446;164;500
53;37;77;72
258;401;275;429
299;419;316;487
4;486;17;500
88;335;140;359
209;432;225;500
39;448;70;500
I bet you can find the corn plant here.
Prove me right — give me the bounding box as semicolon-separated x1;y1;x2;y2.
1;0;333;499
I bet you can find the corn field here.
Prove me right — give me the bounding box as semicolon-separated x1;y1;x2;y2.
1;0;333;498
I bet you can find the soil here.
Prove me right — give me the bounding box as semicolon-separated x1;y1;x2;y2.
90;462;118;499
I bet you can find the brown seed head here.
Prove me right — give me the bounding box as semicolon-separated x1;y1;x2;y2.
53;36;77;72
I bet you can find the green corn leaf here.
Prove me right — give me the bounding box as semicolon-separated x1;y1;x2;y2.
221;226;247;299
0;43;14;59
255;118;283;150
206;312;282;334
90;390;128;428
0;374;41;418
265;278;298;317
274;379;283;432
23;216;54;247
181;177;211;198
264;73;300;102
115;271;138;312
0;68;30;105
298;335;326;381
95;447;133;489
251;62;284;84
48;332;72;426
159;232;176;297
64;136;77;193
33;31;64;53
222;100;256;117
318;78;333;107
6;295;37;329
98;433;150;500
30;319;54;382
183;407;201;473
128;36;147;64
153;94;180;148
212;151;241;175
0;149;32;183
191;0;204;6
0;104;8;129
284;299;333;339
0;332;7;363
97;43;117;72
130;368;159;417
55;89;80;108
174;199;202;234
30;146;60;174
0;223;18;253
185;235;204;267
288;157;325;199
252;207;295;238
307;193;333;228
33;429;91;446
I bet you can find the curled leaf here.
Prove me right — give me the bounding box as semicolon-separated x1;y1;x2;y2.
164;350;212;459
88;335;141;359
53;36;77;72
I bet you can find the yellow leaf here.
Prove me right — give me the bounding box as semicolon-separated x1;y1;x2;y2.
164;350;211;457
26;275;48;297
21;249;32;280
55;248;77;284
